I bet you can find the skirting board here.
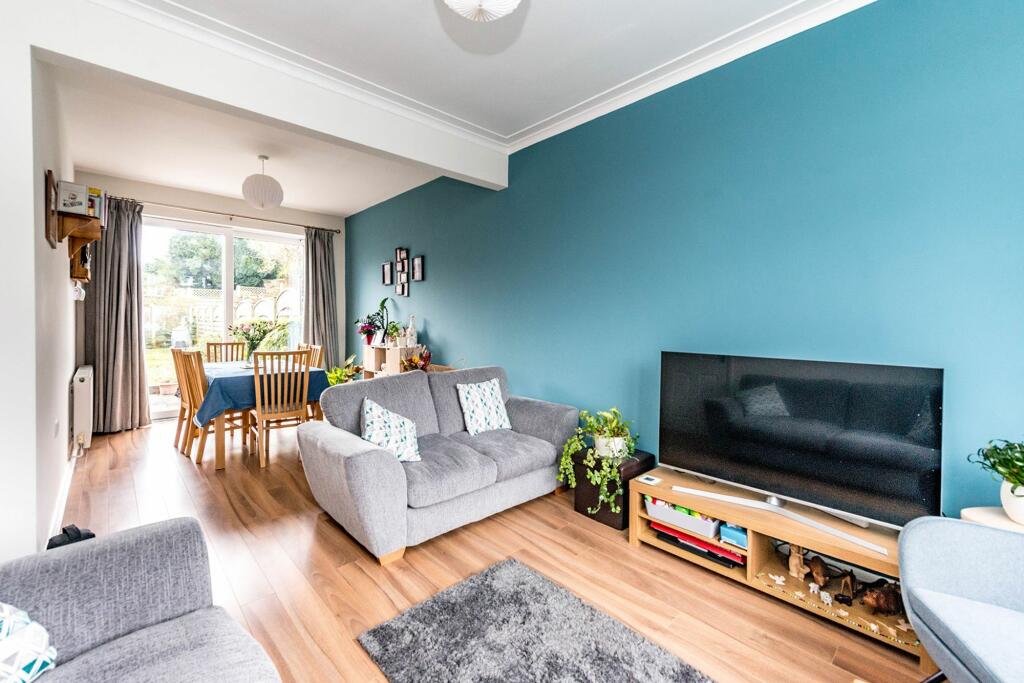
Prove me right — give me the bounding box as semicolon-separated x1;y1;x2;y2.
47;456;77;546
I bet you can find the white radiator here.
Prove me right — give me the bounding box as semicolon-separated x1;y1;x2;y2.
72;365;94;450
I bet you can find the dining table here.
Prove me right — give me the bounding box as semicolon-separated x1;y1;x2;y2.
193;360;331;469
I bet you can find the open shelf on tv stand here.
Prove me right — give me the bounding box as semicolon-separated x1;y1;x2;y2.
628;467;937;674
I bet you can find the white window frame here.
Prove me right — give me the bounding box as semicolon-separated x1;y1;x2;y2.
141;214;305;342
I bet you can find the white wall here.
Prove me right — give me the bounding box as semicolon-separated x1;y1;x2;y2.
31;62;77;556
76;173;347;363
5;0;461;560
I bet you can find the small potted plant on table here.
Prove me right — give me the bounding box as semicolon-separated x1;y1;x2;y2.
384;321;402;347
970;440;1024;524
326;354;364;385
354;298;391;345
558;408;651;529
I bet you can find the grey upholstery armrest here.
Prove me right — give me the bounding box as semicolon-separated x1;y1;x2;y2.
0;517;212;664
297;421;408;558
901;517;1024;611
506;396;579;450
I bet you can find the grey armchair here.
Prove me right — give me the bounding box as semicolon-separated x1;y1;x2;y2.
900;516;1024;683
0;518;280;682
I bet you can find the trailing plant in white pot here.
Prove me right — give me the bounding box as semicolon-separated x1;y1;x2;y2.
970;440;1024;524
558;408;637;514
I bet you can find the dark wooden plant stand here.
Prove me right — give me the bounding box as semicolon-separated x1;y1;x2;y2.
572;449;655;530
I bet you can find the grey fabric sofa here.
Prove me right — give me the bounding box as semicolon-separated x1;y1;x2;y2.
297;366;578;564
900;516;1024;683
0;518;279;682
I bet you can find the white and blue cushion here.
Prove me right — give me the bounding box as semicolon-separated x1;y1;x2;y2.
0;602;56;683
456;378;511;436
361;398;421;462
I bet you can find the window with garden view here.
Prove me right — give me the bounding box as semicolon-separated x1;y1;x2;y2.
141;221;304;417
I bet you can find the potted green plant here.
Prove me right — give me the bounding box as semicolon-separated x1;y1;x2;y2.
970;440;1024;523
558;408;637;515
354;298;391;345
326;354;364;385
384;321;402;347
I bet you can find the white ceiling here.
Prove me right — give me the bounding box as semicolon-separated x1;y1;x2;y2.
121;0;872;147
56;67;439;216
60;0;871;216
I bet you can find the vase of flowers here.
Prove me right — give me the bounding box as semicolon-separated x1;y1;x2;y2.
970;440;1024;524
400;346;432;372
229;319;287;364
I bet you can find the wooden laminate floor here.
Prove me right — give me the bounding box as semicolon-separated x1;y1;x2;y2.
63;420;920;683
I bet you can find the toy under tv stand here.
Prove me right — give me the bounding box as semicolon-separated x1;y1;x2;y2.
628;467;936;674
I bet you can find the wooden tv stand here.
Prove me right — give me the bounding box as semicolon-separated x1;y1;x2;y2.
628;467;933;672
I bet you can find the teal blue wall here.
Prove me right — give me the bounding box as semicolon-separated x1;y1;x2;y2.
346;0;1024;516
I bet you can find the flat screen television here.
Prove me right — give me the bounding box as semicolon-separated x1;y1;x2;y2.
659;352;942;527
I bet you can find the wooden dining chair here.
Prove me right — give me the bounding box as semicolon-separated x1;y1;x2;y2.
170;348;193;453
207;341;246;362
248;350;311;468
297;343;326;420
179;350;247;463
298;343;324;369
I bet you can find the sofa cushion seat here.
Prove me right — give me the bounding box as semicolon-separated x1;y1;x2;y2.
47;606;278;682
826;429;939;471
403;433;498;508
729;416;843;453
907;587;1024;683
450;429;557;482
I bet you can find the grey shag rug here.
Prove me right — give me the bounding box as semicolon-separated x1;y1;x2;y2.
358;559;713;682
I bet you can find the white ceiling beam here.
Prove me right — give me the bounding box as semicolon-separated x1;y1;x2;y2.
18;1;508;190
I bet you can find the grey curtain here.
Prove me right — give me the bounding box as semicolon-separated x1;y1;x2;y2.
84;197;151;433
303;227;341;369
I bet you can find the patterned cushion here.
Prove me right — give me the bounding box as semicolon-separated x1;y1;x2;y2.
0;603;56;683
736;384;789;417
362;398;421;462
456;378;512;436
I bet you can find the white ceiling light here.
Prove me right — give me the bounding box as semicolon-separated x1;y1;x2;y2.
443;0;521;22
242;154;284;209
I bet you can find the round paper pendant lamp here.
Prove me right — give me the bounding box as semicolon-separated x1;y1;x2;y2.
444;0;522;22
242;155;284;210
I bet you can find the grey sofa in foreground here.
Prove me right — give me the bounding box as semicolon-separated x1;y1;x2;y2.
298;366;578;564
0;518;280;682
900;516;1024;683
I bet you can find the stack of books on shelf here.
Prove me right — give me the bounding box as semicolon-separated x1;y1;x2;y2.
643;495;749;568
57;181;106;224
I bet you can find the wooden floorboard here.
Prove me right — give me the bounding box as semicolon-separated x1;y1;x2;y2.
63;421;920;683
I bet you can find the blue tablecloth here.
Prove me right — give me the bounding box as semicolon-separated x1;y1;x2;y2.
193;361;330;427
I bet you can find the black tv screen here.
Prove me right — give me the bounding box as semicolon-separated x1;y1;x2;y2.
659;352;942;527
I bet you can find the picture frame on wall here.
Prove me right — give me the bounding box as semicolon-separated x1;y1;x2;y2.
398;248;409;260
412;255;424;281
382;262;393;285
395;283;403;294
398;271;408;284
396;259;405;273
401;283;409;297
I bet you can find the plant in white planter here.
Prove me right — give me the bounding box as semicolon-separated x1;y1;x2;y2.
558;408;637;515
970;440;1024;524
